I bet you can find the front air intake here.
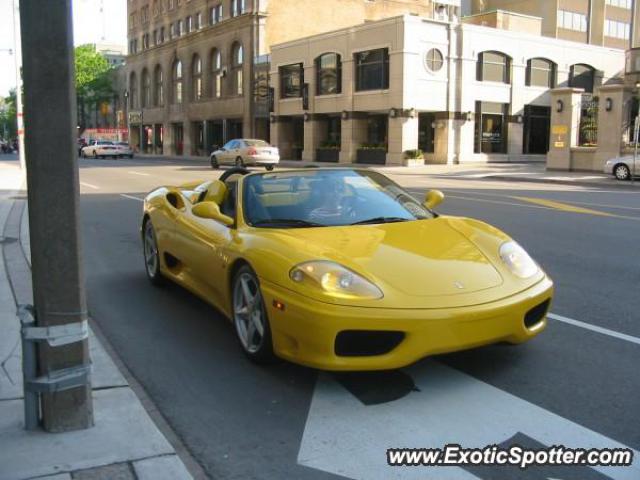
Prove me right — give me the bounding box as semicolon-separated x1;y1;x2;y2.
335;330;405;357
524;299;551;329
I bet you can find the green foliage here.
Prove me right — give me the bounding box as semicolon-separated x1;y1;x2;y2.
358;143;387;150
75;44;115;128
319;140;340;150
404;149;424;159
0;89;17;139
75;44;113;100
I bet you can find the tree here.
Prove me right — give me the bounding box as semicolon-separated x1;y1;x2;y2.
74;44;114;130
0;89;17;140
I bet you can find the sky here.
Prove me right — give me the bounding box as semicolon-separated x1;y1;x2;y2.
0;0;127;97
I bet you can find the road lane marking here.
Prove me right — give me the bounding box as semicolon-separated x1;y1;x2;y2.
120;194;143;202
446;190;640;211
548;313;640;346
513;196;615;217
80;182;100;190
298;359;639;479
443;194;551;211
127;170;150;176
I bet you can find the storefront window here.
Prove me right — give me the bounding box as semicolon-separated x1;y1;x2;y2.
280;63;304;98
475;101;508;154
367;115;388;149
316;53;341;95
355;48;389;91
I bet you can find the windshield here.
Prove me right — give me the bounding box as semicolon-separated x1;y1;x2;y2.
242;169;434;228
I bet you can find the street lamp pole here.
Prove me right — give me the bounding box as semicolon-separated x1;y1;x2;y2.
12;0;25;170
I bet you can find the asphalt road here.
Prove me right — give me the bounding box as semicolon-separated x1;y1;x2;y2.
71;156;640;479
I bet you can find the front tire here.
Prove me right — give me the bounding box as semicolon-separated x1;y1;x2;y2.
210;155;219;169
93;150;98;159
143;220;164;286
265;164;275;171
614;164;631;181
235;156;245;168
232;265;275;364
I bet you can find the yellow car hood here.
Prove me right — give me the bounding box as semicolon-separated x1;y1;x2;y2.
248;217;542;309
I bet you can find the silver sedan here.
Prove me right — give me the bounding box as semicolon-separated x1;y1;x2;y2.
603;155;640;181
210;139;280;170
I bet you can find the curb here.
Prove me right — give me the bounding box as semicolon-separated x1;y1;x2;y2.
1;189;209;479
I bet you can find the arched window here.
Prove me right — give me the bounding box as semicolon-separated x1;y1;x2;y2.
141;69;151;107
210;48;222;98
154;65;164;106
231;42;243;95
192;54;202;101
129;72;138;109
173;60;183;104
477;51;511;84
526;58;556;88
569;63;595;93
315;53;341;95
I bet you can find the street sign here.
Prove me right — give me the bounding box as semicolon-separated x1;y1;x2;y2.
129;111;142;124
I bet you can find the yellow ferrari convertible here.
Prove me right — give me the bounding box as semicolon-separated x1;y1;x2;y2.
141;167;553;370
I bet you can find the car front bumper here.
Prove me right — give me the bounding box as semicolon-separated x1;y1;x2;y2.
260;276;553;371
603;162;614;174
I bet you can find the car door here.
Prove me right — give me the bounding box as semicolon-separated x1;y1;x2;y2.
219;140;236;164
174;203;234;308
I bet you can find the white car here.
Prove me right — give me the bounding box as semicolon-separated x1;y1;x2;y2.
210;139;279;170
115;142;134;158
604;155;640;181
81;140;120;159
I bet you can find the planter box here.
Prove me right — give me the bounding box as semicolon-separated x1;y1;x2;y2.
316;148;340;162
356;149;386;165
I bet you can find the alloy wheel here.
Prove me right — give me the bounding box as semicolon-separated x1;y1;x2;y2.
233;272;266;354
143;221;160;281
615;164;630;181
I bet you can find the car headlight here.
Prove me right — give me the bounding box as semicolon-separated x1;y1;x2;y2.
499;241;538;279
289;261;383;299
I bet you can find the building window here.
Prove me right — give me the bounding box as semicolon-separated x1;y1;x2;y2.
280;63;304;98
474;101;508;154
604;19;631;39
195;12;202;29
231;42;243;95
355;48;389;91
230;0;245;17
526;58;556;88
177;19;183;36
192;55;202;101
210;4;223;24
173;60;183;104
557;10;588;32
425;48;444;72
159;26;165;43
154;65;164;106
185;16;192;33
211;49;222;98
569;64;596;93
141;69;151;107
315;53;341;95
477;51;510;83
129;72;138;109
606;0;631;9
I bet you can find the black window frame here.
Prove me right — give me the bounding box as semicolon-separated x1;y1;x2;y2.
354;48;389;92
279;63;304;99
569;63;596;93
526;58;556;88
477;51;511;84
315;53;342;96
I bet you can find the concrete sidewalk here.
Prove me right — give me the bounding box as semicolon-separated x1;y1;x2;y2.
0;159;200;480
133;153;639;189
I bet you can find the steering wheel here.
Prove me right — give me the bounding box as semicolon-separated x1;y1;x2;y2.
220;167;250;182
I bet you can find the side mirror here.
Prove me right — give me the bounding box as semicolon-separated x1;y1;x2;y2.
424;190;444;210
192;201;234;226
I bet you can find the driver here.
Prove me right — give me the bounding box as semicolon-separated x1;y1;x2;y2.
308;175;348;224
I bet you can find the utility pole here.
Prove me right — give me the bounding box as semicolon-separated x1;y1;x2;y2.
19;0;93;432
